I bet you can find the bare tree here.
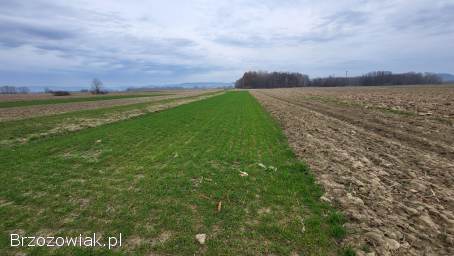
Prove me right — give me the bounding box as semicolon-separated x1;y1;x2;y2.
0;86;17;94
17;87;30;94
91;78;104;94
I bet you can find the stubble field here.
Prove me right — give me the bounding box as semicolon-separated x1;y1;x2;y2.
0;90;220;121
251;85;454;256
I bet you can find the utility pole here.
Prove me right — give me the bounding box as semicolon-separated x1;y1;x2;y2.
346;71;349;86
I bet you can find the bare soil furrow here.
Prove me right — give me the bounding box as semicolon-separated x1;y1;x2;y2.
260;91;454;160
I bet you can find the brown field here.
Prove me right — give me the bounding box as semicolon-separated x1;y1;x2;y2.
270;85;454;118
251;85;454;256
0;90;219;121
0;91;163;101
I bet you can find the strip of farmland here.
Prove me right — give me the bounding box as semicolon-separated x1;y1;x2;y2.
0;92;347;255
0;90;219;121
251;87;454;256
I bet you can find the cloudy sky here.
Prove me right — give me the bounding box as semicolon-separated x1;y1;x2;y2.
0;0;453;89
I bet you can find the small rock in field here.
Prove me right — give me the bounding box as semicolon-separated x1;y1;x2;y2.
239;171;248;177
257;163;277;171
96;139;102;143
195;233;206;245
385;238;400;250
258;163;267;169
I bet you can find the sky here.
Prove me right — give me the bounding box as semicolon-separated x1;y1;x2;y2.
0;0;453;90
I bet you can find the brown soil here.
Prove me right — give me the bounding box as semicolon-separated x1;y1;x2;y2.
251;86;454;256
0;91;167;101
274;85;454;118
0;90;219;121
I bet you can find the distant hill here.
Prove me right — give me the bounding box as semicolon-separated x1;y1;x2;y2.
437;73;454;82
128;82;234;91
16;82;234;93
155;82;234;89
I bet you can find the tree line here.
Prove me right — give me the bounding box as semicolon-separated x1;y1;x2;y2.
0;86;30;94
1;78;107;95
235;71;310;89
235;71;442;88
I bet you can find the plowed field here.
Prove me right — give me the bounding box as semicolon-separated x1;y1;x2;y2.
251;85;454;256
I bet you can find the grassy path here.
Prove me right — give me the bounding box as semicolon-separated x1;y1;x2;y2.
0;92;347;255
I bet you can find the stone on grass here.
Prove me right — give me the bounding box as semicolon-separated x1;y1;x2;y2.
195;234;206;245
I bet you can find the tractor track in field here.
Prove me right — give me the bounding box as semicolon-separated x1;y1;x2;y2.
251;89;454;256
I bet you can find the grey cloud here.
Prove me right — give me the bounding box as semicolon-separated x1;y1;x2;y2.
392;3;454;34
297;10;369;43
215;9;369;48
0;0;453;88
213;35;272;48
292;33;348;43
0;16;76;49
141;62;221;75
214;30;350;48
2;21;74;40
318;10;369;28
0;5;200;74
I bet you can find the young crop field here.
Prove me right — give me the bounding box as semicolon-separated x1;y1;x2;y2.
0;92;348;255
251;85;454;256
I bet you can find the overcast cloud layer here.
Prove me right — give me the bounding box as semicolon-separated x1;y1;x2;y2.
0;0;453;89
